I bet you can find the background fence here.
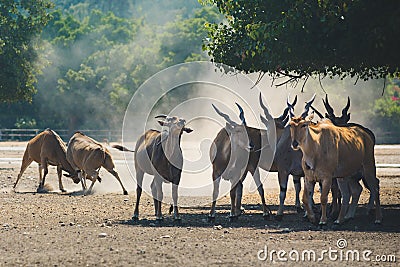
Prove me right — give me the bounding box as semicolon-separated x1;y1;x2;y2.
0;129;122;143
0;128;399;144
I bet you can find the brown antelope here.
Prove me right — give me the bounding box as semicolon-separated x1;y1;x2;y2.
312;95;376;223
208;98;297;221
113;115;193;221
289;96;382;225
14;129;80;192
66;132;128;195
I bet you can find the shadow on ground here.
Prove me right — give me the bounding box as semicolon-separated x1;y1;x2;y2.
116;203;400;233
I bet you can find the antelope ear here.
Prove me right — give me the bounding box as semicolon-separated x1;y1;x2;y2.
306;111;314;121
183;127;193;133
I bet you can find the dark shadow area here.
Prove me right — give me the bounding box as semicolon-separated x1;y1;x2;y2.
11;188;399;233
115;203;400;233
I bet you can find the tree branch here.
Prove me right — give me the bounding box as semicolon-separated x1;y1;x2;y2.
275;77;297;87
354;76;359;85
273;70;307;88
318;73;327;94
301;75;309;93
276;70;304;79
381;77;386;96
250;72;266;89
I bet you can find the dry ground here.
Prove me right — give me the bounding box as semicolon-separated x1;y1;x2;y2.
0;142;399;266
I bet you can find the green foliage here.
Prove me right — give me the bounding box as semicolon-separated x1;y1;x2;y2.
0;0;220;131
372;79;400;134
204;0;400;81
15;118;37;129
160;6;221;65
0;0;53;102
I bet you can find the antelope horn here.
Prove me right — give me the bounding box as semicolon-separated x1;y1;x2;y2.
341;96;350;116
259;93;273;121
155;114;168;119
235;102;247;126
278;107;289;121
300;94;316;119
309;105;324;119
323;94;335;116
281;114;289;126
290;95;298;107
212;104;236;125
287;95;295;119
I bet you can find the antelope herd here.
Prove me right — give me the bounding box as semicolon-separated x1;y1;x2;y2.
13;93;382;226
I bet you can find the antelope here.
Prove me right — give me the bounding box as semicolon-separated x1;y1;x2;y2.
209;98;299;221
14;129;80;192
113;115;192;221
311;95;376;223
289;96;382;225
66;132;128;195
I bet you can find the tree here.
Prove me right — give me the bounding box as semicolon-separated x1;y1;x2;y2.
372;79;400;140
0;0;53;102
0;1;221;131
159;6;222;65
37;9;139;131
203;0;400;86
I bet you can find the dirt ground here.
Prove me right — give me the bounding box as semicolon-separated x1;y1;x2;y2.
0;142;399;266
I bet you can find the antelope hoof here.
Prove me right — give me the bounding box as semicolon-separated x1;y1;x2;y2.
123;190;128;195
36;187;45;193
374;220;381;225
275;214;283;221
155;217;164;224
169;205;173;214
174;216;182;222
207;216;215;223
83;188;93;196
132;215;139;221
334;220;341;225
60;189;67;193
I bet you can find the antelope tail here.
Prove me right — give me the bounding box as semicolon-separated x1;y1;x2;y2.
112;144;135;152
